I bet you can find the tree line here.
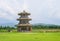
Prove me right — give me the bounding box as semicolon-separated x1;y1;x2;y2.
0;24;60;30
0;26;16;30
32;24;60;29
0;26;16;32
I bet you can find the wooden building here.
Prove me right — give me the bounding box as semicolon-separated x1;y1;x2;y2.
17;10;32;32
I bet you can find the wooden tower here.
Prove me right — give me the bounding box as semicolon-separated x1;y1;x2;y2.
17;10;32;32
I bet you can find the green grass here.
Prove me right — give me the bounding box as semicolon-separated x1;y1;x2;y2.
0;32;60;41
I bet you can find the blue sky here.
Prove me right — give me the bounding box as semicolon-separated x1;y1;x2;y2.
0;0;60;25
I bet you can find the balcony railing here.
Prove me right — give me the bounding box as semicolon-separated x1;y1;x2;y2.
17;24;32;26
17;18;32;20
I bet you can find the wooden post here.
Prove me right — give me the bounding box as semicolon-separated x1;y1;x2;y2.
27;27;28;31
30;27;32;32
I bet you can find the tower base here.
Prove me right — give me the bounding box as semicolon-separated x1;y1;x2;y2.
17;26;32;32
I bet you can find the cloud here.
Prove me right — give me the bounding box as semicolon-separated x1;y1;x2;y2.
0;0;19;20
47;0;60;20
0;0;60;25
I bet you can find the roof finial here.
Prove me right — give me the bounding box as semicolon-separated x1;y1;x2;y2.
22;0;28;11
23;10;26;12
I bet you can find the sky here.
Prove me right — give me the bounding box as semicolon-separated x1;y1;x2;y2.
0;0;60;25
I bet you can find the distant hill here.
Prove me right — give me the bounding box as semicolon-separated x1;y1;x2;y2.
0;23;17;27
0;22;60;27
32;23;60;26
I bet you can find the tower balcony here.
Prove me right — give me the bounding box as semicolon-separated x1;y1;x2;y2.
19;15;29;18
17;18;32;20
17;24;32;26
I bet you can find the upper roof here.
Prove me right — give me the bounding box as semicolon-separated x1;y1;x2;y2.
18;10;30;15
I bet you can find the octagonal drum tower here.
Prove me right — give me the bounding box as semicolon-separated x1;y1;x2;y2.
17;10;32;32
